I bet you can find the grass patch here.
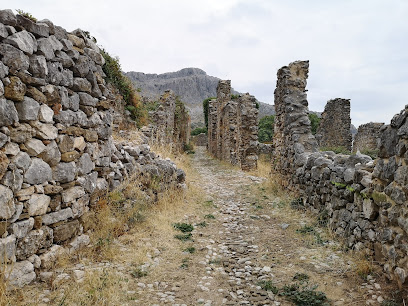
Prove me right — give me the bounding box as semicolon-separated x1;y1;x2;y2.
296;225;327;246
196;221;207;227
204;214;215;219
173;223;194;233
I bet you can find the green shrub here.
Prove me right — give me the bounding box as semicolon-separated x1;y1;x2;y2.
183;247;196;253
101;49;147;127
258;115;275;143
173;223;194;233
257;280;279;294
191;127;207;136
280;283;329;306
231;94;239;100
174;233;192;241
16;9;37;22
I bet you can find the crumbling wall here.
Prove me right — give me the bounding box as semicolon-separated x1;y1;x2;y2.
272;60;408;288
316;98;352;151
141;90;190;152
0;10;185;288
193;133;207;146
352;122;384;153
207;80;258;170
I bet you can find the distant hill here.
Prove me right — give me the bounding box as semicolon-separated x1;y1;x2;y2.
125;68;275;125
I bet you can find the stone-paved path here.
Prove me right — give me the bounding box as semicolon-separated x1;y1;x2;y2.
135;147;389;305
11;147;394;305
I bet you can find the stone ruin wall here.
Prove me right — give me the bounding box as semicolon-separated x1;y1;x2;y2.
353;122;384;153
207;80;258;171
141;90;190;152
316;98;352;151
0;10;185;288
272;60;408;288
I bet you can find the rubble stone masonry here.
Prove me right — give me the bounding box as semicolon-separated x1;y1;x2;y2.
272;59;408;288
352;122;384;153
0;10;185;288
316;98;352;151
207;80;258;171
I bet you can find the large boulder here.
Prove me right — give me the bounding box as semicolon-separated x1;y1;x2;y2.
6;260;36;288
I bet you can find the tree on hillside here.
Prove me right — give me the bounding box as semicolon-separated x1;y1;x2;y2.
309;113;321;135
258;115;275;143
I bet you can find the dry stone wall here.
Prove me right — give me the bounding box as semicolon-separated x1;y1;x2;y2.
141;90;190;152
353;122;384;153
0;10;185;288
207;80;258;171
272;60;408;288
316;98;352;151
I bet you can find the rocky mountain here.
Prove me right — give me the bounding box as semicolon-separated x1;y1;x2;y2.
125;68;275;125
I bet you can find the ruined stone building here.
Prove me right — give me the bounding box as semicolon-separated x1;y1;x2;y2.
272;59;408;288
316;98;352;151
207;80;258;171
141;90;190;152
352;122;384;153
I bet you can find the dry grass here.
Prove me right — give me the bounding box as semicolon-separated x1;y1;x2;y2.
249;153;271;179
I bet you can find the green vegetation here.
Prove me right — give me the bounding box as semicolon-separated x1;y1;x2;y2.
360;149;379;159
309;113;321;135
183;247;196;254
204;214;215;219
290;198;305;210
101;49;147;127
130;268;147;278
196;221;207;227
258;274;329;306
258;115;275;143
320;146;351;154
257;280;279;294
231;94;239;100
296;225;327;245
180;258;189;269
16;9;37;22
255;100;260;109
174;233;192;241
280;282;329;306
203;97;215;129
191;127;207;136
173;223;194;233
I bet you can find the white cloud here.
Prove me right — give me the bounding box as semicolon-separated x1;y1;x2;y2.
9;0;408;126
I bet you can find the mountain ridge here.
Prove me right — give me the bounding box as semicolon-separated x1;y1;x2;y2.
125;68;275;125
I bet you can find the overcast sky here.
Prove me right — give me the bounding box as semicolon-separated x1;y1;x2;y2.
11;0;408;127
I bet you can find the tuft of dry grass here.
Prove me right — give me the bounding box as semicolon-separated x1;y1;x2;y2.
249;153;271;179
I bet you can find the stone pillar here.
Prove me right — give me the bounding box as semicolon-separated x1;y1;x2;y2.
207;98;217;155
352;122;384;153
316;98;352;151
272;60;318;183
216;80;231;159
238;93;258;171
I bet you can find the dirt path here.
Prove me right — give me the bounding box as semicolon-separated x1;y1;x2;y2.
133;147;391;305
8;147;396;305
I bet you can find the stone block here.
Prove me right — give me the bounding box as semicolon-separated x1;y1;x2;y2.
24;138;46;156
24;158;52;184
42;208;73;225
0;235;16;263
53;219;80;243
6;260;35;288
38;140;61;166
4;76;26;102
11;217;34;238
0;98;19;126
52;162;76;183
62;186;85;203
4;30;37;55
28;194;51;216
0;185;15;219
15;97;40;121
16;226;53;260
